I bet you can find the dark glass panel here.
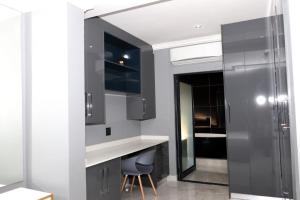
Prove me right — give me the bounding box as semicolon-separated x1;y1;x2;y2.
193;86;210;107
210;106;226;129
210;85;225;106
194;107;211;133
180;73;209;86
209;72;224;85
195;138;227;159
104;33;141;93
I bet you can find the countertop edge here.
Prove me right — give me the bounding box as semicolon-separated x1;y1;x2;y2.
85;135;169;168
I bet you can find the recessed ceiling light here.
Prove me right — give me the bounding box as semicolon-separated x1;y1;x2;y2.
193;24;202;29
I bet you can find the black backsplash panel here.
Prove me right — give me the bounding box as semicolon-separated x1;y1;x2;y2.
195;137;227;159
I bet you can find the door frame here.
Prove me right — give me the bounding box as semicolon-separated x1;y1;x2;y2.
174;74;196;180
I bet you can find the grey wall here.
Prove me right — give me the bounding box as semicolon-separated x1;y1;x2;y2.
141;48;222;176
86;93;141;146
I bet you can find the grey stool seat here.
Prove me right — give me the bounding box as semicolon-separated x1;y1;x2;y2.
120;149;157;199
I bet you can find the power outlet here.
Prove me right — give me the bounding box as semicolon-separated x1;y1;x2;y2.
106;127;111;136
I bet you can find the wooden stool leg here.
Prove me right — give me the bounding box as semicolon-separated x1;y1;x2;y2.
121;175;128;192
130;176;136;192
138;175;145;200
148;174;158;196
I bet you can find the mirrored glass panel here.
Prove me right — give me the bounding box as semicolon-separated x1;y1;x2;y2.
0;5;23;187
179;82;195;172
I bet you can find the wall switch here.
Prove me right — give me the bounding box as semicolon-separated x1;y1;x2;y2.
106;127;111;136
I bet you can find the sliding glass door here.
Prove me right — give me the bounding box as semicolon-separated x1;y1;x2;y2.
175;78;196;179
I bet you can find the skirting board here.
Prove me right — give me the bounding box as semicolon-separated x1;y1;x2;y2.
166;175;177;182
231;193;293;200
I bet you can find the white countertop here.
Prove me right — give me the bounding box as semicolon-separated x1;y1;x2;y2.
86;135;169;168
195;133;226;138
0;188;52;200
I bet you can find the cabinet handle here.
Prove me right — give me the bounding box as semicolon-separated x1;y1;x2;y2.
97;168;105;194
142;98;146;114
86;92;93;118
227;102;231;124
106;167;110;193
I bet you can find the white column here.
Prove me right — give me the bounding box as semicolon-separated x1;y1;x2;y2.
27;3;85;200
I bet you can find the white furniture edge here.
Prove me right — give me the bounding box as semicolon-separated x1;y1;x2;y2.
0;187;52;199
86;135;169;167
231;193;293;200
140;135;169;140
195;133;227;138
86;135;169;152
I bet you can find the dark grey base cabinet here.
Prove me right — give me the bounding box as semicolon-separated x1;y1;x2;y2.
86;158;121;200
138;142;169;187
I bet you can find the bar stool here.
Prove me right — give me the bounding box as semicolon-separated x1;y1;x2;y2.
121;149;157;200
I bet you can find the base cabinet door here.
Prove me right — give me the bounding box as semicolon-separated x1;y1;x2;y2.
86;158;121;200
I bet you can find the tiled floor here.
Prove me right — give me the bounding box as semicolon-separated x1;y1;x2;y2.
121;180;229;200
183;170;228;184
183;158;228;184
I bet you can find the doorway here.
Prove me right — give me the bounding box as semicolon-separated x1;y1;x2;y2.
175;72;228;186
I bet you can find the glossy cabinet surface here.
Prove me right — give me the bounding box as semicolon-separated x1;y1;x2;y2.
104;32;141;94
85;18;156;122
222;16;293;198
127;46;156;120
86;158;121;200
85;18;105;125
140;47;156;119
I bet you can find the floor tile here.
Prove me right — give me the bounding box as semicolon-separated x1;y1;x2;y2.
121;180;229;200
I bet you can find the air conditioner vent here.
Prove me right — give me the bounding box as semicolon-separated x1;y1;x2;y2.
170;41;222;65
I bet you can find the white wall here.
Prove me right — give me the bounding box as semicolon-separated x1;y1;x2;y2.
141;48;222;175
0;6;23;187
282;0;300;199
27;3;86;200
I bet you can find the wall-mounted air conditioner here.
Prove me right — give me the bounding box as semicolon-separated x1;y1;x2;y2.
170;41;222;65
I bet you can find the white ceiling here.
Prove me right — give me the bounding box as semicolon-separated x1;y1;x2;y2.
84;0;165;19
0;0;163;13
1;0;272;46
102;0;273;45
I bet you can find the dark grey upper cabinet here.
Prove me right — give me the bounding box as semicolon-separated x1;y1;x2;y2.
141;46;156;119
99;18;156;120
85;17;156;122
127;45;156;120
85;18;105;125
101;19;156;120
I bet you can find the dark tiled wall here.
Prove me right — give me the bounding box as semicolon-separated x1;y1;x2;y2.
193;73;225;134
180;72;226;159
181;72;226;134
